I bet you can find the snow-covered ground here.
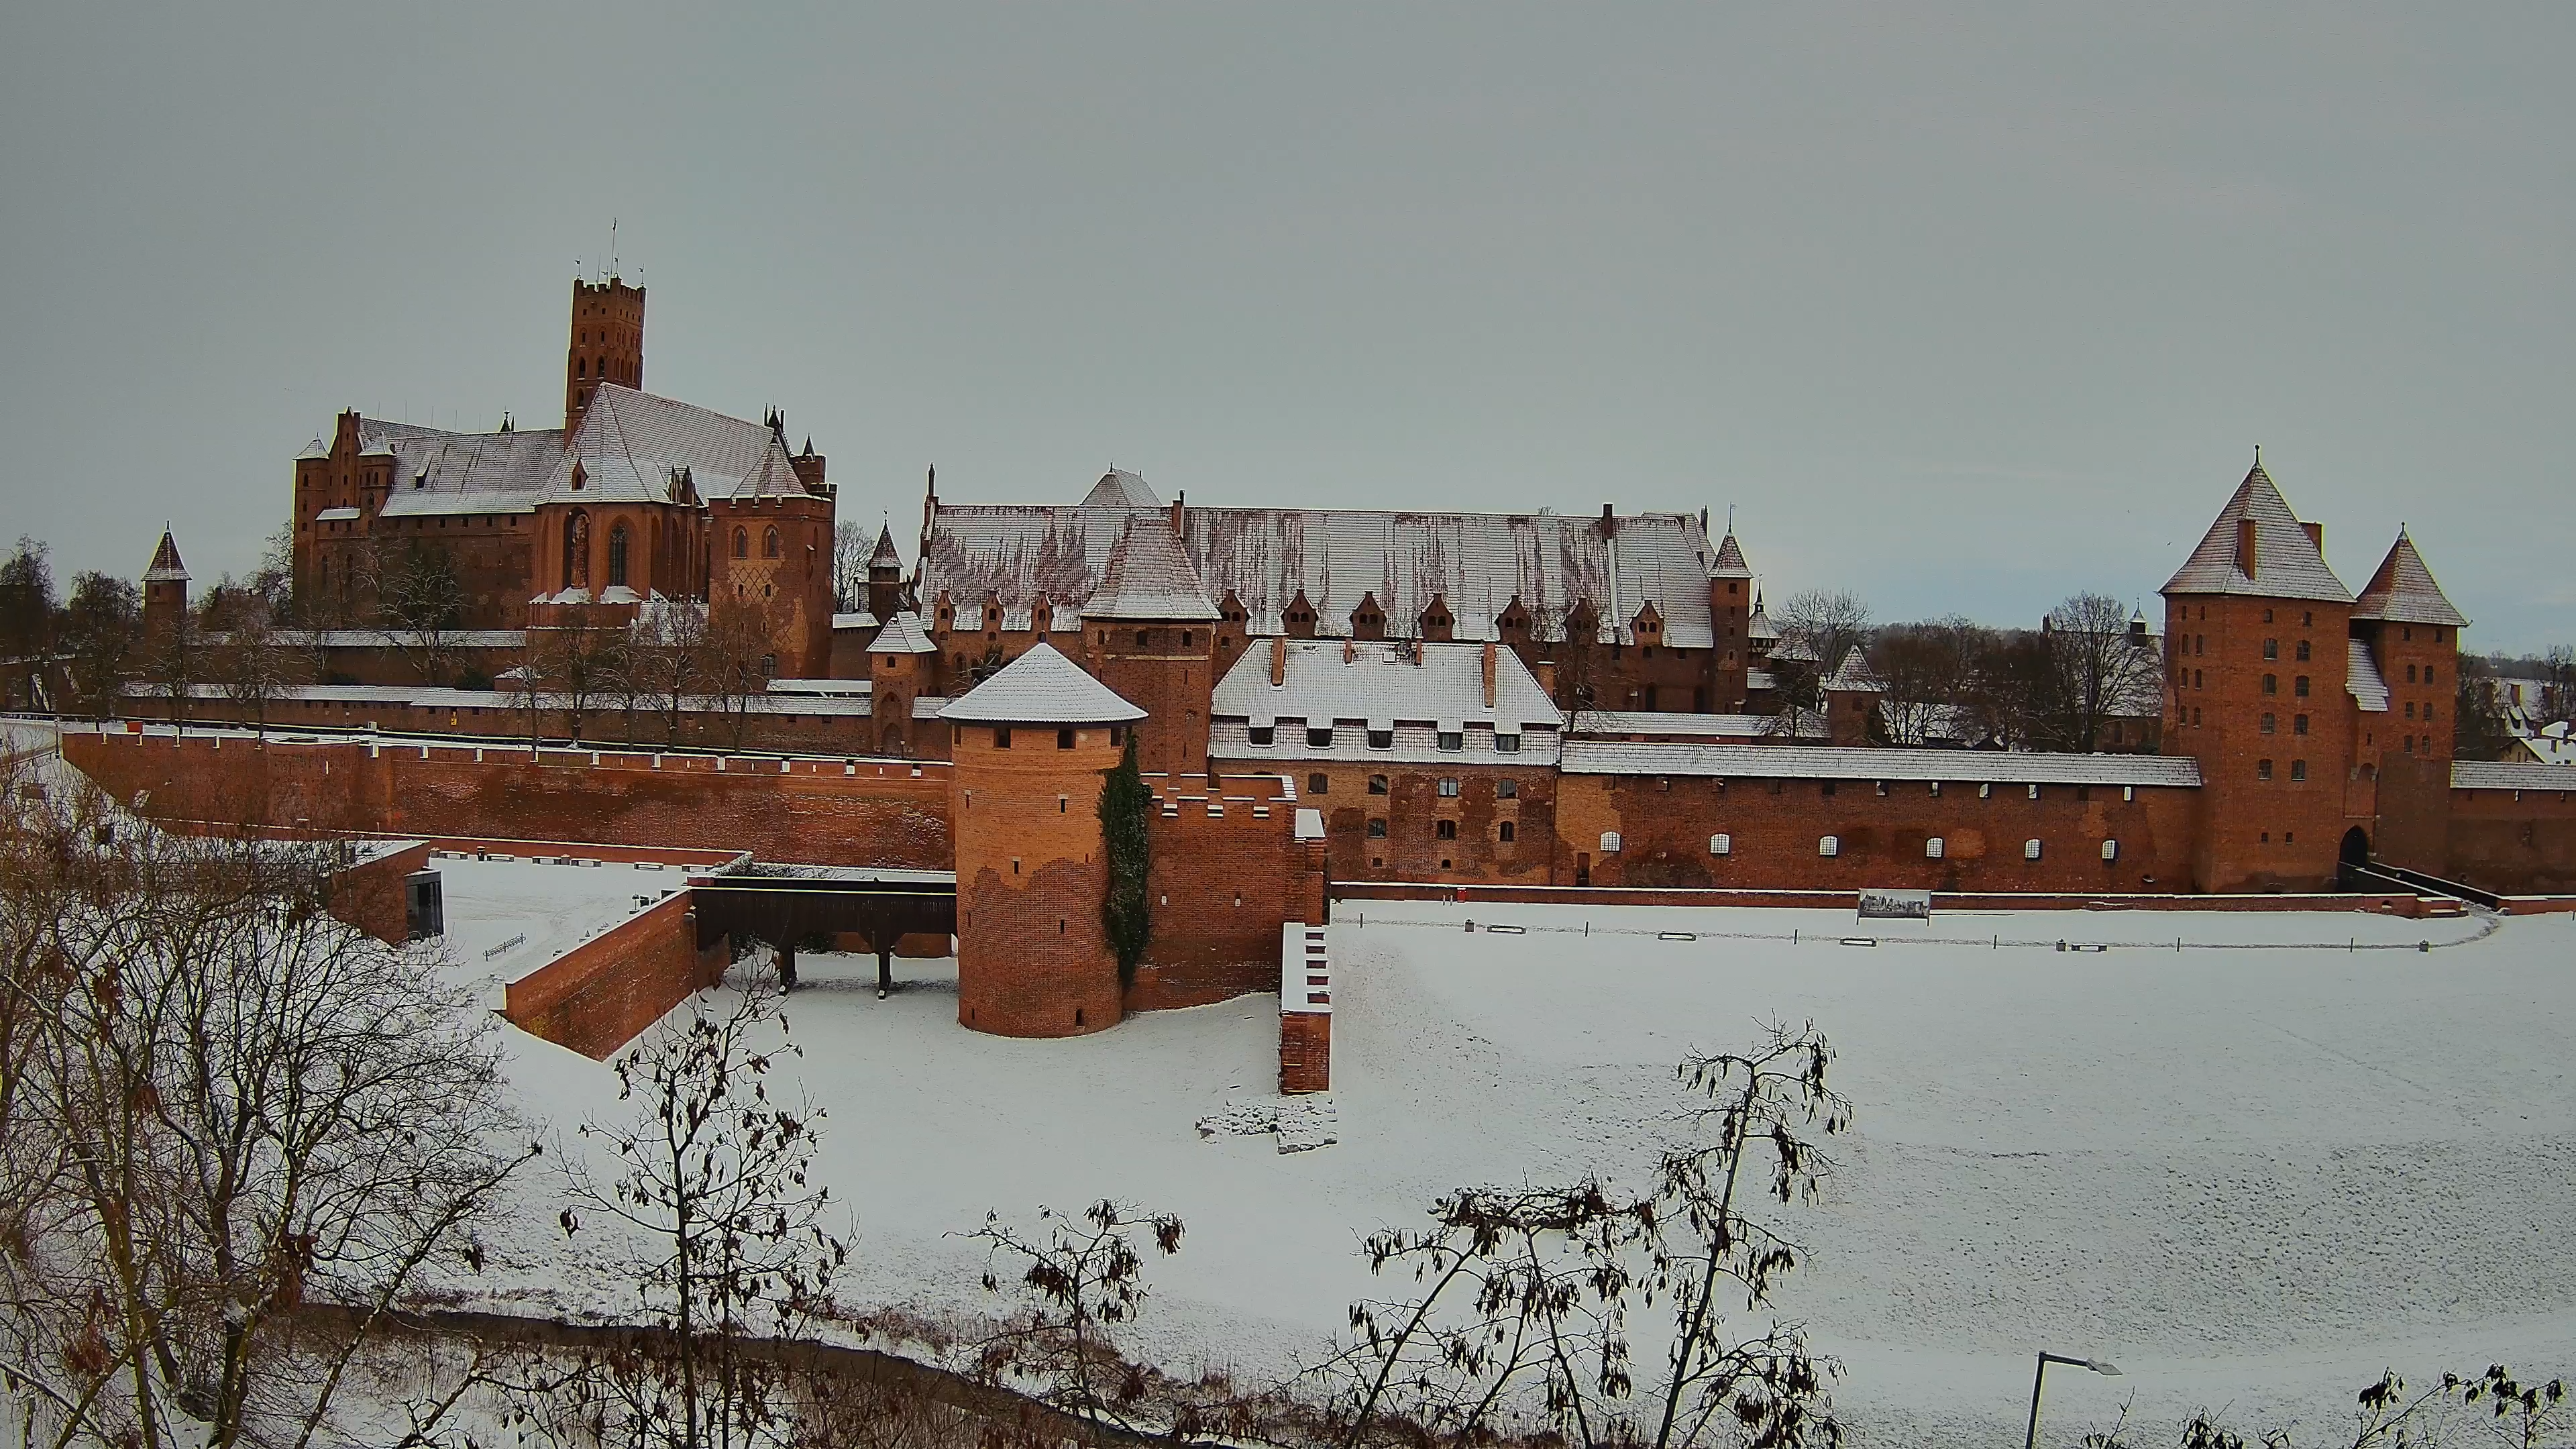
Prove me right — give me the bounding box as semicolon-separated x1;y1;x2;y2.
461;896;2576;1446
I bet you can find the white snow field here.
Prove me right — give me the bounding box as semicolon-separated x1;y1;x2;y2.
466;898;2575;1446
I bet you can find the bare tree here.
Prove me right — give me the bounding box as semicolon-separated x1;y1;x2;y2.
524;605;626;745
2038;594;2162;753
2080;1364;2568;1449
1327;1022;1850;1449
208;598;300;737
1772;591;1872;718
0;776;535;1449
832;520;871;614
1870;617;1994;747
557;967;851;1449
704;596;777;752
58;572;142;721
968;1199;1185;1435
371;541;471;687
628;598;712;747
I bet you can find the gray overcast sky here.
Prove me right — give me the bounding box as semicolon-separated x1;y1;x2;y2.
2;4;2569;652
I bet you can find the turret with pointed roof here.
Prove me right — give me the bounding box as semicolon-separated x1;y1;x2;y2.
2352;529;2469;629
2162;460;2352;602
142;526;191;639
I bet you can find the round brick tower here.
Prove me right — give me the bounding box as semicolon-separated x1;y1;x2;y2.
942;641;1148;1037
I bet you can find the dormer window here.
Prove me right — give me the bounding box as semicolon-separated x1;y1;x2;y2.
1248;724;1274;745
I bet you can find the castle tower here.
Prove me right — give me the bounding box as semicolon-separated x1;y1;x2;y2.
565;276;645;435
1820;645;1884;747
865;523;904;621
2160;458;2361;891
2351;529;2468;765
1707;528;1755;712
142;527;190;637
1081;516;1220;775
942;643;1148;1037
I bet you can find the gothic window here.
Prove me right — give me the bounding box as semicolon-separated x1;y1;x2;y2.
562;509;590;590
763;527;781;559
733;527;748;559
606;523;628;587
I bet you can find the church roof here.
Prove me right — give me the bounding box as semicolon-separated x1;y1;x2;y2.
357;419;568;519
144;529;188;583
1083;518;1220;621
1710;529;1752;579
1081;469;1163;509
537;384;811;508
921;476;1725;647
2161;462;2353;603
941;641;1146;724
2351;530;2469;629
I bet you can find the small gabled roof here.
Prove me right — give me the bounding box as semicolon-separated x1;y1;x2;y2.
2351;529;2469;629
144;528;188;583
871;610;938;655
2162;461;2353;603
1081;469;1163;509
869;523;902;568
1822;645;1883;694
1710;529;1752;580
941;641;1146;724
1083;517;1219;621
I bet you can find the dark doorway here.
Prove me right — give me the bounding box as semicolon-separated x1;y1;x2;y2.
2339;827;2370;869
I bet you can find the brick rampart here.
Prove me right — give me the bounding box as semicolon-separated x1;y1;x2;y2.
61;728;949;869
1332;881;2443;916
1130;773;1329;1010
327;840;434;945
2446;780;2576;895
502;890;727;1059
1551;772;2199;892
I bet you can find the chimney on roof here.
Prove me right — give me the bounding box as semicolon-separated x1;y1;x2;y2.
2302;519;2323;552
1343;638;1356;664
1270;635;1286;687
1169;494;1183;536
1482;641;1497;708
2236;518;2259;578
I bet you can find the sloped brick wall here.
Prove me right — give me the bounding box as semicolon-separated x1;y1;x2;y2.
502;891;727;1059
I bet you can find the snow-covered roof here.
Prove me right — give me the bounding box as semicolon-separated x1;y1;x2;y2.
355;418;568;519
1823;646;1884;694
1569;710;1823;740
1081;469;1163;509
2162;462;2353;603
1769;636;1820;665
940;641;1146;724
1748;601;1780;643
867;523;903;568
1560;740;2204;787
537;384;810;507
1083;517;1220;621
313;506;362;523
922;490;1724;647
2351;530;2469;629
1710;530;1752;580
1214;639;1561;732
2451;759;2576;792
2346;639;2390;713
766;678;873;699
143;529;188;582
871;610;937;655
832;610;880;631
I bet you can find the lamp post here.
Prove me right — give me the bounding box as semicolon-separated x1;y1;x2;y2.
2025;1351;2121;1449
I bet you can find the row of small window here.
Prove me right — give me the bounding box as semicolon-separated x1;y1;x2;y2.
1690;833;2108;861
2255;758;2308;781
1310;773;1515;798
1361;818;1517;842
987;726;1123;750
1251;723;1519;752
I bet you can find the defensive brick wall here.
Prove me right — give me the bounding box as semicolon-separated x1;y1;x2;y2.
138;689;892;758
1333;880;2447;916
1130;772;1329;1010
327;839;434;945
1550;771;2202;892
501;884;729;1059
2447;780;2576;895
60;727;950;869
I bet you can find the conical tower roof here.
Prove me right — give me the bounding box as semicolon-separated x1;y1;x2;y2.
943;641;1147;724
1710;529;1752;580
1085;517;1219;621
2351;529;2469;629
1822;645;1884;694
144;527;189;583
2161;460;2352;602
869;523;902;568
